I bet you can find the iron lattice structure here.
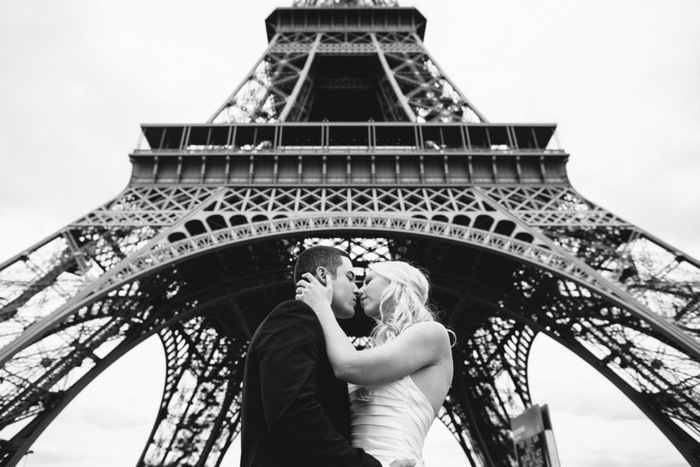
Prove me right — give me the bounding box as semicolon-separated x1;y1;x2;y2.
1;2;700;466
293;0;399;7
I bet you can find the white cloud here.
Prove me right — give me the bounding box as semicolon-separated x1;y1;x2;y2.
23;337;164;467
529;336;688;467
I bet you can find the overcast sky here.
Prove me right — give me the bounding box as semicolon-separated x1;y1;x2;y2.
1;1;699;466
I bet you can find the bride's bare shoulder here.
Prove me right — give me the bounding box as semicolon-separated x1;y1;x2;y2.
403;321;450;343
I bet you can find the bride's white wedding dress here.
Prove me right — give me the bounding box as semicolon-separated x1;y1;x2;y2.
349;376;434;466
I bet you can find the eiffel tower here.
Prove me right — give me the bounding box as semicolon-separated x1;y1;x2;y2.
1;0;700;466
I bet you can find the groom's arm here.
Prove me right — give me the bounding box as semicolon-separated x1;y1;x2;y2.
257;301;381;467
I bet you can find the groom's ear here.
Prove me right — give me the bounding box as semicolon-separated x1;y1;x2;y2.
316;267;328;286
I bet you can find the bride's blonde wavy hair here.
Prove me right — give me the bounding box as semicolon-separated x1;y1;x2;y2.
367;261;437;347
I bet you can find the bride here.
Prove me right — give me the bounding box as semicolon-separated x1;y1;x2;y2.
296;261;453;466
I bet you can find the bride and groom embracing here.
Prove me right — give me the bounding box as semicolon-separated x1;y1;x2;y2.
240;246;454;467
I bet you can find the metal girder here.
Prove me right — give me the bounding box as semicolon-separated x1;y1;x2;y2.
207;31;485;123
372;33;417;121
293;0;399;7
278;33;322;122
138;318;242;467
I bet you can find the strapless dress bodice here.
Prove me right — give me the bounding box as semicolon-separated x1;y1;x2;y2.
349;376;434;466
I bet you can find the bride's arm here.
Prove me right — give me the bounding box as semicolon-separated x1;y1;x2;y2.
297;273;451;386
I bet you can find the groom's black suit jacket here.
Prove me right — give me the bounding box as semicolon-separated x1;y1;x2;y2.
240;299;382;467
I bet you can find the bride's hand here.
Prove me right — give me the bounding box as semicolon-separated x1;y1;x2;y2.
295;272;333;314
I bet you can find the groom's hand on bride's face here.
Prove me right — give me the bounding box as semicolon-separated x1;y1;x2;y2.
390;459;417;467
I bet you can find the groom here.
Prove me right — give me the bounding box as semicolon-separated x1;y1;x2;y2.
240;246;413;467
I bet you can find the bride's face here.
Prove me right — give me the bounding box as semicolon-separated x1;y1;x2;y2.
358;270;391;319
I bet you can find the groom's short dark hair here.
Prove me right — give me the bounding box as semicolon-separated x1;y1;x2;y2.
294;246;350;283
